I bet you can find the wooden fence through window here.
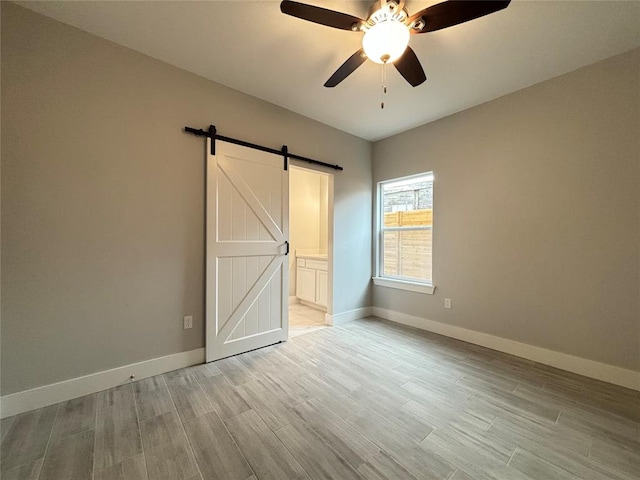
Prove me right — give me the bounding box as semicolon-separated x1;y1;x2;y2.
383;209;432;281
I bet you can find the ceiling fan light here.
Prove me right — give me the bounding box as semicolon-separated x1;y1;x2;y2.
362;20;410;64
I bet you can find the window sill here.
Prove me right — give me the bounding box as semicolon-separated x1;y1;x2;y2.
372;277;436;295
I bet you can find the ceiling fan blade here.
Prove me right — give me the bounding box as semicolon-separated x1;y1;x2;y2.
324;49;367;87
410;0;511;33
393;47;426;87
281;1;363;30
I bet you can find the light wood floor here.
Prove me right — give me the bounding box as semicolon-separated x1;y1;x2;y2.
2;317;639;480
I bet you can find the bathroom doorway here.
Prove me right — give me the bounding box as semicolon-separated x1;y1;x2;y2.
288;165;333;338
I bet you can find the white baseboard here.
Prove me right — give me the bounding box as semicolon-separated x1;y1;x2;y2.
372;307;640;392
298;299;327;312
326;307;373;326
1;348;205;419
288;296;299;305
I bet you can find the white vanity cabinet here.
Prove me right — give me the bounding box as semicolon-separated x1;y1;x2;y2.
296;256;328;309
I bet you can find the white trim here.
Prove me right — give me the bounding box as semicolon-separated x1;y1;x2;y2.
1;348;205;419
298;299;327;312
372;307;640;392
373;277;435;294
325;307;373;326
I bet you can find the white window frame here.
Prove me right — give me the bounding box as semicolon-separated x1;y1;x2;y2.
373;172;435;295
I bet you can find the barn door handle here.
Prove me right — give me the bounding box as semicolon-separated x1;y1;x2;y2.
284;241;289;255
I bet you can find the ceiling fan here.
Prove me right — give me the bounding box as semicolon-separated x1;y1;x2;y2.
281;0;511;88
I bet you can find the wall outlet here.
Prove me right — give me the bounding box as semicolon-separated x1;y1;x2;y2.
183;315;193;329
444;298;452;309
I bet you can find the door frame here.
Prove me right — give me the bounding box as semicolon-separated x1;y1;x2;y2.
288;163;335;322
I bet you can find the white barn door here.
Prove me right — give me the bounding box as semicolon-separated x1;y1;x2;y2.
206;140;289;362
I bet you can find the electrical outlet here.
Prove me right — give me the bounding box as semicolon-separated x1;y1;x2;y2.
183;315;193;329
444;298;452;309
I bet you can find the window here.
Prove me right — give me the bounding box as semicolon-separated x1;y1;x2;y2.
375;172;434;294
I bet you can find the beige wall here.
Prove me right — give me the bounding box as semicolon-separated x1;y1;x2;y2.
289;167;328;296
1;3;372;395
373;48;640;371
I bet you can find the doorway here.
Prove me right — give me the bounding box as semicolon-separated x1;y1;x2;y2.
288;165;332;337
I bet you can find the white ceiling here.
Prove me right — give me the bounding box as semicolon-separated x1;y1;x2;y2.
17;1;640;141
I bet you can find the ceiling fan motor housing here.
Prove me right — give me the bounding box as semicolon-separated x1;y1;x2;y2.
364;1;408;28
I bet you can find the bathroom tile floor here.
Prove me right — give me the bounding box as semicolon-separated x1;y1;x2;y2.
289;302;328;338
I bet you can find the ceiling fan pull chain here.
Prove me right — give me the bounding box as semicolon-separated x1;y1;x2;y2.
381;62;387;109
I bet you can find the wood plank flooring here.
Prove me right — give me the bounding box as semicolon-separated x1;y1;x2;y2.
2;317;639;480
